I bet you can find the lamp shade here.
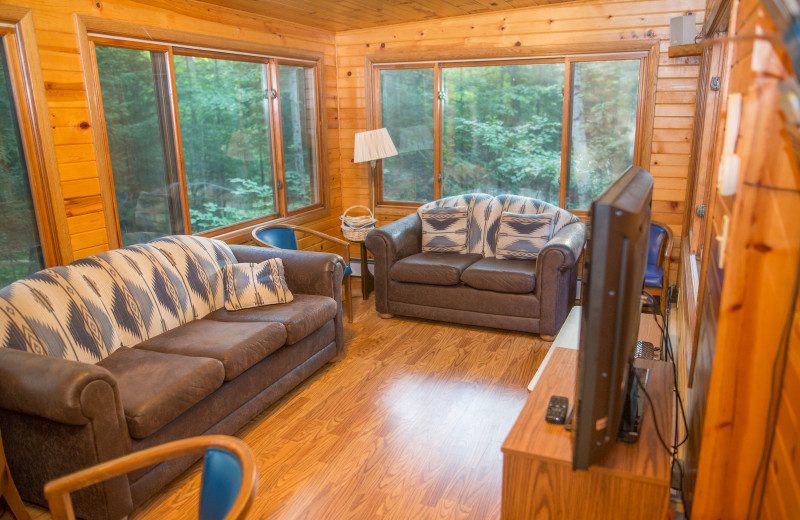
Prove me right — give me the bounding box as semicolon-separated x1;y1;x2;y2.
353;128;398;163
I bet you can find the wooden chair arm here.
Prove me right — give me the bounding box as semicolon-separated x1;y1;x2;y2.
44;435;257;520
254;224;350;264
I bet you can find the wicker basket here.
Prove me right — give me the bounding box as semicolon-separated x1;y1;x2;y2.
340;205;376;241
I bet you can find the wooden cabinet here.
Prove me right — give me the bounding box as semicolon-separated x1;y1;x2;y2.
502;311;671;519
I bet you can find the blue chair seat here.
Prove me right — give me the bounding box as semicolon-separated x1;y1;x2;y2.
645;264;664;288
344;263;352;277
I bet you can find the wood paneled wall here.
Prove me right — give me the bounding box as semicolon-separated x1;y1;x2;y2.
7;0;343;259
681;0;800;517
335;0;707;273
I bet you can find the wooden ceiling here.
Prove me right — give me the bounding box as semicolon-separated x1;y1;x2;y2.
198;0;585;32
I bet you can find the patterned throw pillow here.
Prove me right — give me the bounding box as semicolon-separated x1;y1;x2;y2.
224;259;293;311
421;206;468;253
495;212;552;260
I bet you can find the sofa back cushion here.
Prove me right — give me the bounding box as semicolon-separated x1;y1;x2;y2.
418;193;495;255
495;212;552;260
484;195;581;257
419;194;581;258
148;235;237;319
0;267;121;363
68;244;192;348
420;206;468;253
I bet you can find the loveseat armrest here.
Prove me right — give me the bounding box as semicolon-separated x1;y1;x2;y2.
536;222;587;336
229;245;345;356
0;348;132;519
365;213;422;314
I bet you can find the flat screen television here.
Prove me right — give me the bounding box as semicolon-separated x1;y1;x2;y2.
573;166;654;471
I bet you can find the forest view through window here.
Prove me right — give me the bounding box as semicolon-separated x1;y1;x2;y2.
376;56;643;210
0;46;45;285
94;41;324;245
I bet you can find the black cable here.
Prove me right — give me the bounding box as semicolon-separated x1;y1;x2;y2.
747;255;800;517
642;288;690;518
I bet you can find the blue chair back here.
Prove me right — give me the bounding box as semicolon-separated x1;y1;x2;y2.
647;223;667;267
199;447;244;520
254;227;298;250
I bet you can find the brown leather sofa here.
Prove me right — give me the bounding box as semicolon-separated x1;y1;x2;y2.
366;194;585;338
0;236;345;520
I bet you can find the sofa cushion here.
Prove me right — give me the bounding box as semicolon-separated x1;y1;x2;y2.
484;195;582;257
148;235;237;320
418;193;495;255
495;212;551;260
205;294;336;345
420;206;468;253
68;244;192;348
135;320;287;381
0;267;120;363
390;253;482;286
224;259;293;311
97;347;224;438
461;257;537;294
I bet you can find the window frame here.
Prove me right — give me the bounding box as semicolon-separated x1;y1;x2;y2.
0;8;71;266
368;43;657;214
79;18;329;247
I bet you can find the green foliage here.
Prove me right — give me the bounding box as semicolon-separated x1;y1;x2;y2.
380;60;640;209
0;50;44;286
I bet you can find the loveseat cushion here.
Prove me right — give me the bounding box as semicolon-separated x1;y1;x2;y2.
135;320;287;381
420;206;468;253
97;347;224;439
224;259;293;311
390;253;482;286
460;257;537;294
495;212;551;260
205;294;336;345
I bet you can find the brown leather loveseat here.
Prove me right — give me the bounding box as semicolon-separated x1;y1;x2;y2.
366;194;585;339
0;235;345;519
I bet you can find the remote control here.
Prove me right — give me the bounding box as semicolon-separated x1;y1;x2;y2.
545;395;569;424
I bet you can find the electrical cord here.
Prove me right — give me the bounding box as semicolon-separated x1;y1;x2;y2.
642;288;690;518
747;254;800;517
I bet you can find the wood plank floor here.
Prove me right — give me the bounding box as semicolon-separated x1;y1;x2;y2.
2;285;550;520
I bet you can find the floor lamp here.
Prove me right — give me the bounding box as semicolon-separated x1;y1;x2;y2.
354;128;398;214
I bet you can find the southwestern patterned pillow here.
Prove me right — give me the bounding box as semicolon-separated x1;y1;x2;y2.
496;212;552;260
224;259;293;311
420;206;468;253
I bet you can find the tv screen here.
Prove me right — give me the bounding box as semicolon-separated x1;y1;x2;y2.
573;166;653;470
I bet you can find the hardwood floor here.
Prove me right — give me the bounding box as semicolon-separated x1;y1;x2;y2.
3;286;550;520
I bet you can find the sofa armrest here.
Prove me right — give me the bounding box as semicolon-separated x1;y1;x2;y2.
0;348;121;425
0;348;132;519
229;245;346;356
536;222;587;336
365;213;422;314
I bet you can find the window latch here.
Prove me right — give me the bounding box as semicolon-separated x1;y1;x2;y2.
438;90;446;100
710;77;721;91
268;89;277;99
277;179;284;190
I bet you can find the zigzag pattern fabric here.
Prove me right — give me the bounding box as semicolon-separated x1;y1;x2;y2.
484;195;581;257
148;235;237;319
418;193;494;255
420;206;469;253
0;267;120;363
496;212;552;260
224;259;293;311
68;244;191;348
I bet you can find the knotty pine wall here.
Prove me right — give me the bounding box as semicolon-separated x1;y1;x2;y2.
335;0;707;278
8;0;343;260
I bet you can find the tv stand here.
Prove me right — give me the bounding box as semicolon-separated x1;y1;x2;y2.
503;307;672;519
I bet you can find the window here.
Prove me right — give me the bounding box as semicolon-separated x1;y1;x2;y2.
0;31;46;284
92;39;325;245
374;55;645;210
